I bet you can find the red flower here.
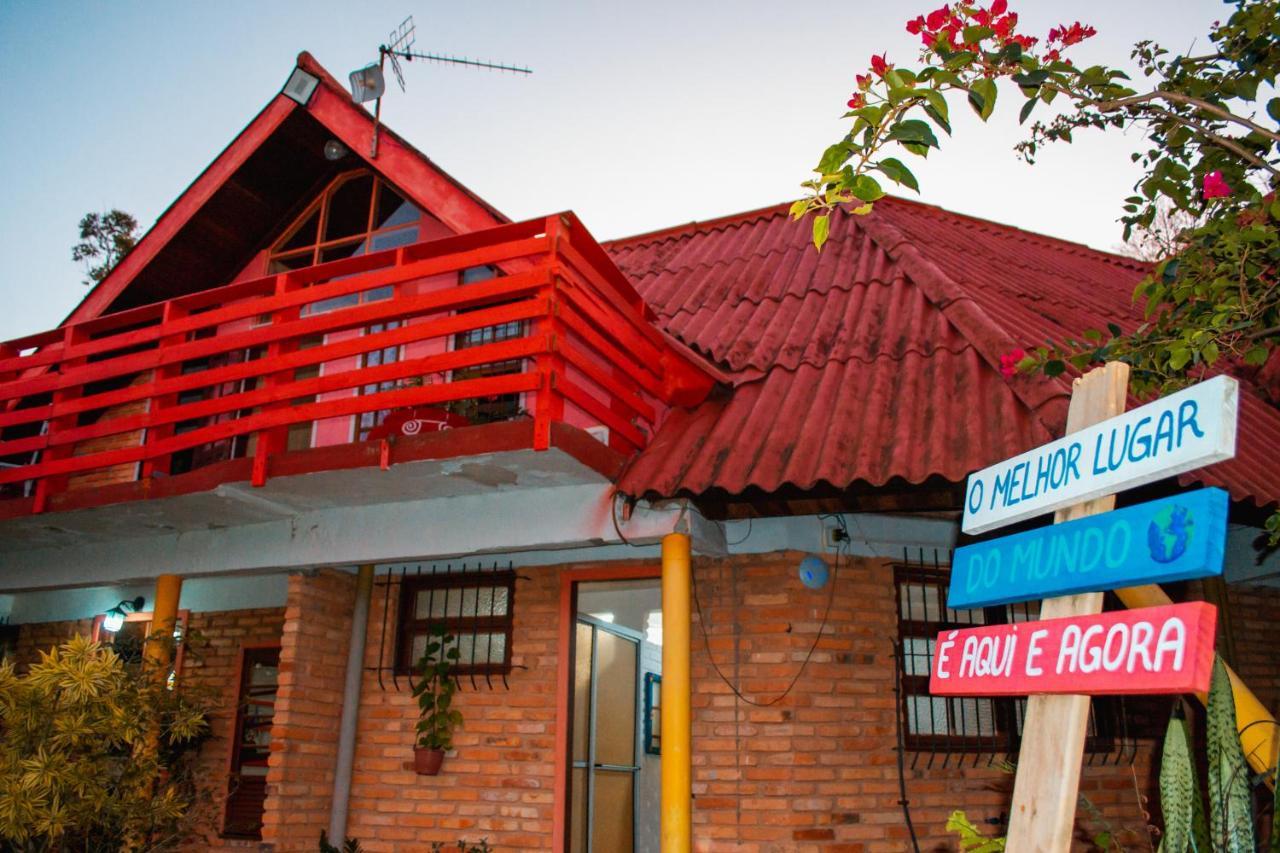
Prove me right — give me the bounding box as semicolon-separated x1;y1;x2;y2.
992;12;1017;38
906;14;926;34
870;53;891;77
1045;48;1061;61
1009;33;1038;48
1048;21;1096;46
1203;171;1233;200
999;348;1028;378
926;4;951;29
990;0;1007;14
847;93;866;110
855;73;872;89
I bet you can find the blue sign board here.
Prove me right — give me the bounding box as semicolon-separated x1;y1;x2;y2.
948;488;1228;610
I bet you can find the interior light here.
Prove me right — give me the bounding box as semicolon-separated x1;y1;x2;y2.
323;139;349;161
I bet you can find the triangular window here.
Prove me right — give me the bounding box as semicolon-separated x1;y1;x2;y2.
267;170;422;273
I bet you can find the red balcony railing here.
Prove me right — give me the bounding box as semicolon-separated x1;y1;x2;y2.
0;213;713;514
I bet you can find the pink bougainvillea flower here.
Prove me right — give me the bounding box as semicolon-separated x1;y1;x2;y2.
870;53;892;77
906;14;926;34
992;12;1017;38
999;348;1028;378
1048;21;1096;46
1203;171;1233;199
926;4;951;30
847;93;866;110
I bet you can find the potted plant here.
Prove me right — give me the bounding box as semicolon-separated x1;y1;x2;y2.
412;625;463;775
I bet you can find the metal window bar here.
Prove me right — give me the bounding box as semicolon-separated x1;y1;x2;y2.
369;560;528;691
895;550;1154;770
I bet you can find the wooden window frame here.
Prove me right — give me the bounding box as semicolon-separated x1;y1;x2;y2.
222;643;281;840
395;570;517;677
266;169;421;273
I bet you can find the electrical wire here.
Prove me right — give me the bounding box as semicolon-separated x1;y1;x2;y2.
891;637;923;852
691;514;845;707
724;516;753;547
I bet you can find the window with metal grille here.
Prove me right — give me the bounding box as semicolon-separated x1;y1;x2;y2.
893;564;1159;757
396;570;516;676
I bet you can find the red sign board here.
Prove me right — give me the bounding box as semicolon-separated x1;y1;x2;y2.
929;602;1216;697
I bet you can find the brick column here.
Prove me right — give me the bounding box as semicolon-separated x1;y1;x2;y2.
261;569;356;851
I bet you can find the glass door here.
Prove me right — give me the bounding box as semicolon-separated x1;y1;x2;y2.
571;615;642;853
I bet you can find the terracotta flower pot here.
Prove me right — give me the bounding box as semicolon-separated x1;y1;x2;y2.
414;746;446;775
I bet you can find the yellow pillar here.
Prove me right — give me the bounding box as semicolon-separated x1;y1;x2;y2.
1116;584;1278;779
661;533;692;853
144;573;183;677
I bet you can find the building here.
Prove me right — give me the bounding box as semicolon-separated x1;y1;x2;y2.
2;53;1278;852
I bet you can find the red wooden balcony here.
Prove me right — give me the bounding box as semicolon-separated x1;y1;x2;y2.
0;213;714;519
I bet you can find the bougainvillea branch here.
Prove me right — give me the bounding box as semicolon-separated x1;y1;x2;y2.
798;0;1280;538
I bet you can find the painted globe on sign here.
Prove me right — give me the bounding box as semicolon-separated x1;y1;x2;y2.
798;555;830;589
1147;503;1194;564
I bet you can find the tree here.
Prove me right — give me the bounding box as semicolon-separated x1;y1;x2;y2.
0;635;216;851
794;0;1279;534
72;209;139;286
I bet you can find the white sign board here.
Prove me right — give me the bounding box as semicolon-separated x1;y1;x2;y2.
962;375;1238;535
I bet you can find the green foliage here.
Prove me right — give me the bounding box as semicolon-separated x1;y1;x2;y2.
413;625;464;752
1158;706;1209;853
71;209;139;286
945;810;1006;852
0;634;215;851
1156;657;1262;852
801;0;1280;538
1205;659;1255;851
319;829;364;852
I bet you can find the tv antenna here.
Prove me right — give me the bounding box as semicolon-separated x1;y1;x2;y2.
348;16;532;158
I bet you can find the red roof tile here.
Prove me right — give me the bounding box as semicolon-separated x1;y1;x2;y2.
606;198;1280;509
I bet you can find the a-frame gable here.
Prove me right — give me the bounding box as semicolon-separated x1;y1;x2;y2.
68;52;507;324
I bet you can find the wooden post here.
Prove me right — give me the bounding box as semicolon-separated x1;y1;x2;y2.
1005;362;1129;851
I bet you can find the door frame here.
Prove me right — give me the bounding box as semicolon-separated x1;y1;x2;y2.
553;564;661;852
573;613;644;853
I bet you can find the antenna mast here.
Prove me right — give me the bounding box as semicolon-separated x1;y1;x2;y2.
350;16;532;159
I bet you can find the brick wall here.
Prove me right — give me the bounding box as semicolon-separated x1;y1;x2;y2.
11;606;285;850
344;564;562;851
314;553;1280;853
261;570;358;852
688;552;1161;852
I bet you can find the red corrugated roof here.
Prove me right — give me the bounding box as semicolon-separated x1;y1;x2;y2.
606;197;1280;508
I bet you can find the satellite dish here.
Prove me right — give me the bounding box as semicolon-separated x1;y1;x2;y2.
349;63;386;104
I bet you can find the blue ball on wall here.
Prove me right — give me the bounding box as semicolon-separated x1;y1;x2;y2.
798;555;829;590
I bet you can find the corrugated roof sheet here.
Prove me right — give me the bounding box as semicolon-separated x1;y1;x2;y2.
606;197;1280;508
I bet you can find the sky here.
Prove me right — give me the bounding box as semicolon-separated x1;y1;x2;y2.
0;0;1224;341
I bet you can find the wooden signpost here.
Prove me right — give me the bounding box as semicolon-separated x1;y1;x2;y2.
948;488;1228;610
929;601;1218;696
962;374;1238;535
934;364;1240;851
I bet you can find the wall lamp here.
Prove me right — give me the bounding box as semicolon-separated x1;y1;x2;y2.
102;596;145;633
